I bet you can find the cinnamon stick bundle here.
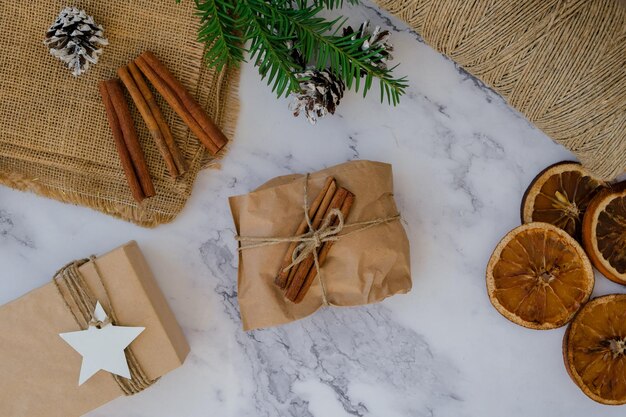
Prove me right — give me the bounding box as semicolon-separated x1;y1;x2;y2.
284;185;344;292
99;79;155;202
275;176;336;289
282;184;355;303
118;63;186;178
295;192;354;303
134;51;228;155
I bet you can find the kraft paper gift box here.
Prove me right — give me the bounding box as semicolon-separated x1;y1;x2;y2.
230;160;412;331
0;241;189;417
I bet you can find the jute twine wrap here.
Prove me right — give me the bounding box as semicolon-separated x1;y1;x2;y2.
376;0;626;180
53;258;156;395
236;175;401;305
0;1;239;227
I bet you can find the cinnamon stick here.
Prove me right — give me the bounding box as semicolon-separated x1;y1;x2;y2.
134;55;219;155
106;79;156;198
284;187;350;302
294;192;355;303
118;65;185;178
98;81;145;203
275;176;336;289
134;53;226;155
128;62;187;176
141;51;228;150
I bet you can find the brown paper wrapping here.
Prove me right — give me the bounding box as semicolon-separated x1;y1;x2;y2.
229;160;412;331
0;241;189;417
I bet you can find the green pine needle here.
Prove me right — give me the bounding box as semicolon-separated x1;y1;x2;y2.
176;0;246;71
242;0;301;96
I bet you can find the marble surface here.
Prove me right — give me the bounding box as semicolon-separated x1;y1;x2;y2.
1;2;624;416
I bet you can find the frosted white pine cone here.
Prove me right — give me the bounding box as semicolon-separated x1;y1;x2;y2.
290;69;345;125
343;21;394;73
44;7;109;77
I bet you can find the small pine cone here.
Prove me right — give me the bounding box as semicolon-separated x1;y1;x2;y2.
290;69;345;125
44;7;109;77
343;21;393;73
285;39;306;70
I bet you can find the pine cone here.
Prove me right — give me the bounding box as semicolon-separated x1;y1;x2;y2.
285;39;306;71
44;7;108;77
343;21;393;73
290;69;345;125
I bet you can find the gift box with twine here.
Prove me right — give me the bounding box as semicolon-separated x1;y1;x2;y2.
230;160;412;331
0;241;189;417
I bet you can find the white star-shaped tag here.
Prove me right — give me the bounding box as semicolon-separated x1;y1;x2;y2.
59;302;145;385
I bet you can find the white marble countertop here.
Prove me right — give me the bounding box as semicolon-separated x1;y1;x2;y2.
1;3;624;417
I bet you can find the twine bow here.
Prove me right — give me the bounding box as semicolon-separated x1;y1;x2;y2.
236;174;401;305
284;207;344;274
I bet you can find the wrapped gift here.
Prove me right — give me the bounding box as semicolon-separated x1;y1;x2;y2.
230;160;412;330
0;241;189;417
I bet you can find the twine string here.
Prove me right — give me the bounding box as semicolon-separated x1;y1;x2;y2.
86;255;113;329
236;174;401;305
53;258;156;395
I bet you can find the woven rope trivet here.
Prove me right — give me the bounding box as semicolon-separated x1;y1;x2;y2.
376;0;625;180
0;1;239;227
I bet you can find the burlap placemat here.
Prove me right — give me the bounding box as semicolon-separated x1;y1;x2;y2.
377;0;625;180
0;1;239;227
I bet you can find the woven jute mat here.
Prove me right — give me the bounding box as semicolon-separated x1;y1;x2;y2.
377;0;625;180
0;1;239;227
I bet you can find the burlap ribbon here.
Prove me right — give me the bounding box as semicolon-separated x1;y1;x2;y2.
52;258;156;395
236;175;401;305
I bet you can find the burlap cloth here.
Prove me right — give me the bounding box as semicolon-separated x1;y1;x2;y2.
376;0;626;180
0;1;239;227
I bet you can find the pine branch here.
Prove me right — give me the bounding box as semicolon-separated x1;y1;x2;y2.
270;4;407;104
177;0;245;71
177;0;408;105
240;1;302;96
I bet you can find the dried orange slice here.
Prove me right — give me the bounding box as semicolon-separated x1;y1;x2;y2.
486;222;594;329
563;294;626;405
521;162;606;241
582;182;626;285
